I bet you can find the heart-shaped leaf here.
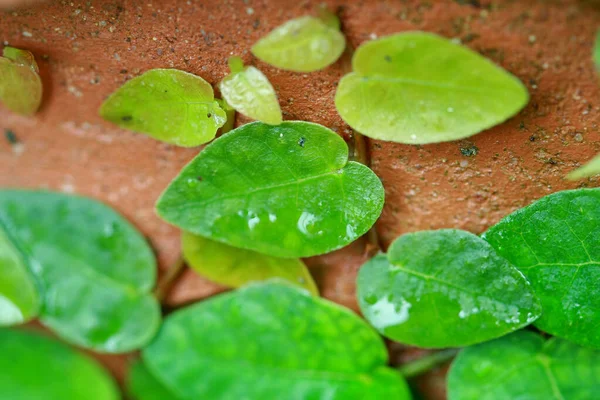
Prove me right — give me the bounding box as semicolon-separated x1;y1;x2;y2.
0;190;161;352
0;328;119;399
0;228;39;326
251;15;345;72
182;232;318;294
0;46;42;115
156;121;384;258
357;229;541;348
335;32;529;144
127;360;180;400
448;331;600;400
143;282;410;400
218;56;282;125
483;188;600;348
100;69;226;147
568;153;600;180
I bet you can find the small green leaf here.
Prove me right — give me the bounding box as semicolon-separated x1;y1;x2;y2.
156;121;384;258
143;282;411;400
335;32;529;144
0;328;120;399
219;56;282;125
100;69;226;147
448;331;600;400
0;228;39;326
567;153;600;180
251;16;346;72
357;229;541;348
483;188;600;348
127;360;181;400
182;232;318;294
0;46;42;115
0;190;161;353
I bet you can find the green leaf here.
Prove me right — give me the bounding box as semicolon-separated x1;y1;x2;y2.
357;229;541;348
99;69;226;147
448;331;600;400
0;46;42;116
182;232;318;294
567;153;600;180
0;228;39;326
218;56;282;125
0;328;120;399
483;188;600;348
128;360;181;400
143;282;411;400
156;121;384;258
335;32;529;144
251;16;346;72
0;190;161;353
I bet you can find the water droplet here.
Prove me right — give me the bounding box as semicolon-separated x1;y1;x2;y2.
410;134;417;141
297;211;318;236
447;107;454;113
186;178;198;188
268;213;277;222
247;213;260;230
368;297;412;330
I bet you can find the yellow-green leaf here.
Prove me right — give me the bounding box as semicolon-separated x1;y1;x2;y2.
100;69;226;147
251;16;345;72
219;56;282;125
568;153;600;180
182;232;318;295
0;47;42;115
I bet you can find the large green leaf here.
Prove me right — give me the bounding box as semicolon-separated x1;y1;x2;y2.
182;232;318;294
0;190;160;352
156;121;384;258
357;230;541;348
483;188;600;348
218;56;282;125
567;153;600;180
335;32;529;144
100;69;226;147
448;331;600;400
143;282;410;400
0;328;120;399
251;15;345;72
0;47;42;115
128;360;181;400
0;228;39;326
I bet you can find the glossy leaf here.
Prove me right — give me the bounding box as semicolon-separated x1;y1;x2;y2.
357;229;541;348
0;228;39;326
157;121;384;258
483;188;600;348
128;360;181;400
335;32;529;144
100;69;226;147
182;232;318;294
567;153;600;180
0;328;119;399
219;56;282;125
143;282;411;400
251;16;346;72
448;331;600;400
0;190;160;353
0;46;42;115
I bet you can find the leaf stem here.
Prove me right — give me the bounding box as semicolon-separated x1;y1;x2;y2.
398;348;460;379
153;255;185;302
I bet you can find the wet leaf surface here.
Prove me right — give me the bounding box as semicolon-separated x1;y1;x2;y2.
0;328;119;399
156;121;384;258
252;16;345;72
100;69;226;147
483;188;600;348
335;32;529;144
219;56;282;125
448;331;600;400
0;190;160;352
143;282;411;400
182;232;318;294
357;229;541;348
0;46;42;115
